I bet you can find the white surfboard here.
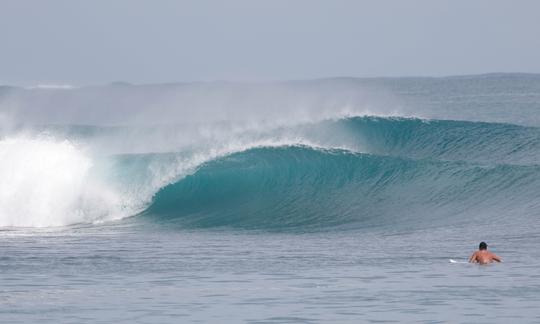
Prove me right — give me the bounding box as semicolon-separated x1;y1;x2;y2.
449;259;468;264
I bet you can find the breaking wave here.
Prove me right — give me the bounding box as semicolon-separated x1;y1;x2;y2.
1;116;540;229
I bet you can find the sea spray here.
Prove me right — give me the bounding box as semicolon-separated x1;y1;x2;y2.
0;136;124;227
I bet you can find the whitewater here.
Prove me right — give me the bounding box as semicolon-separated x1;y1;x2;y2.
1;74;540;323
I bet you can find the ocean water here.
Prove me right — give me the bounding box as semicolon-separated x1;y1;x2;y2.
1;74;540;323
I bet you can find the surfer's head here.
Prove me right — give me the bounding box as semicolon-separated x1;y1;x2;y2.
479;242;487;250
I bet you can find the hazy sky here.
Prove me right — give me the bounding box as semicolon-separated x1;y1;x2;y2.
1;0;539;86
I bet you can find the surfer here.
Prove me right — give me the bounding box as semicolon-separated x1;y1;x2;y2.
468;242;501;264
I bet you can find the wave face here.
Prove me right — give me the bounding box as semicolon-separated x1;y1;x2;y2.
142;117;540;230
2;115;540;229
144;145;540;230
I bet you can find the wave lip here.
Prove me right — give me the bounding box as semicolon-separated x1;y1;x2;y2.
325;116;540;166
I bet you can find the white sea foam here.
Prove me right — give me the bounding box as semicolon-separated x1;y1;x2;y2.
0;136;124;227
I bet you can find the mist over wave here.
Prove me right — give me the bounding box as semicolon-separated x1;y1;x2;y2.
1;74;539;228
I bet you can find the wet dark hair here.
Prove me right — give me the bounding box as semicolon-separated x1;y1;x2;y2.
479;242;487;250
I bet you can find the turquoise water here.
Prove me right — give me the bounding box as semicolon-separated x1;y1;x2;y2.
1;74;540;322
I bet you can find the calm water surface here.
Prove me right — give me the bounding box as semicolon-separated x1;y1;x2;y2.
1;222;539;323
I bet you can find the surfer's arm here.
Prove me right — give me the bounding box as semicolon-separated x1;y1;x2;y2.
491;253;502;262
468;252;477;263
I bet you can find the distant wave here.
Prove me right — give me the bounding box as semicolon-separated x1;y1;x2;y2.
26;84;77;90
